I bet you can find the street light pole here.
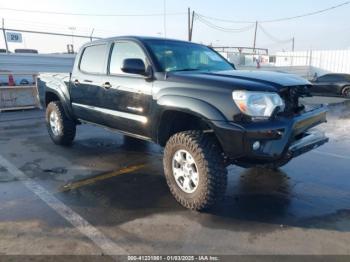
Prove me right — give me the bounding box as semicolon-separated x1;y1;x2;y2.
68;26;76;46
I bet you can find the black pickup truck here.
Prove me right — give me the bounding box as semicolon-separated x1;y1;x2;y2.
39;36;328;211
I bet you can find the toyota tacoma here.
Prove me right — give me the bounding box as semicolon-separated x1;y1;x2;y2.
38;36;328;211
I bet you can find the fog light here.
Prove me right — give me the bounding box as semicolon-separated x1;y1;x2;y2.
252;141;261;151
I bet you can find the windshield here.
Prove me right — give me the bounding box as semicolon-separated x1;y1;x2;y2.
144;40;233;73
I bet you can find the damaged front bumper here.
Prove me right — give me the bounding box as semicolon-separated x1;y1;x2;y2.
213;106;328;165
289;130;328;158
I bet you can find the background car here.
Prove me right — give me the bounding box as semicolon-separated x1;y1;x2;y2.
310;73;350;98
14;49;39;54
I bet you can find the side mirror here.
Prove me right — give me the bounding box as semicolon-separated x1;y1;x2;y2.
121;58;146;75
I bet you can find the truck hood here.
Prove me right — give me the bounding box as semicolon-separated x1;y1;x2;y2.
168;70;311;92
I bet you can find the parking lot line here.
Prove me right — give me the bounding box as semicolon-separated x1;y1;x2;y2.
60;164;146;192
0;155;128;256
313;150;350;160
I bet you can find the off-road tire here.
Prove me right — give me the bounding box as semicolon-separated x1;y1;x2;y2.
163;131;227;211
46;101;76;146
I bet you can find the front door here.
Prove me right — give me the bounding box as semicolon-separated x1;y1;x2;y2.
97;41;153;138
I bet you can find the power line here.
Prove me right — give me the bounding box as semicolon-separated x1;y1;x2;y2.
0;7;186;17
262;1;350;23
1;17;121;36
196;1;350;24
258;24;293;44
3;18;90;33
195;14;255;33
202;1;350;23
194;13;254;24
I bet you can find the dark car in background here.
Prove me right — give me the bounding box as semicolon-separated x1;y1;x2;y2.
310;73;350;98
14;49;39;54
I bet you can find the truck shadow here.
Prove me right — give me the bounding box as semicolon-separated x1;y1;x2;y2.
212;167;292;221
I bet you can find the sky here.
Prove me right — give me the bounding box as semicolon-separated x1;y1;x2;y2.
0;0;349;54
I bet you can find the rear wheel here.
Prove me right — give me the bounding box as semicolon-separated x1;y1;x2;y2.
163;131;227;211
342;86;350;98
46;101;76;146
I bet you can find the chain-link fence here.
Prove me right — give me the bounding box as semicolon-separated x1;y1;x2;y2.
0;17;104;54
217;48;350;80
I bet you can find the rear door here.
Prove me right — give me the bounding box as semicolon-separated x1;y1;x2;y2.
70;44;108;124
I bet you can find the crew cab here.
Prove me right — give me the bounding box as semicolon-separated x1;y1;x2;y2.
39;36;328;211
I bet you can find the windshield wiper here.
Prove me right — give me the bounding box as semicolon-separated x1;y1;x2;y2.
169;68;201;72
165;68;204;79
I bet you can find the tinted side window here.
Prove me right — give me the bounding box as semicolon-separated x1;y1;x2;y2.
319;75;346;82
80;44;107;74
318;75;333;82
329;75;342;81
337;75;348;81
109;42;146;75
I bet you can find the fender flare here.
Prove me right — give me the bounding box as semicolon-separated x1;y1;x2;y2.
45;88;75;121
157;95;227;122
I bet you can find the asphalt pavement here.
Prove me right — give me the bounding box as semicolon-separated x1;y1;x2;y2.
0;96;349;256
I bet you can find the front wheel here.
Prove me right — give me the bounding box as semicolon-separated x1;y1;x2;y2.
342;86;350;98
46;101;76;146
163;131;227;211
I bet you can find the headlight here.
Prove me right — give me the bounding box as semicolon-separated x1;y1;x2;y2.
232;90;285;118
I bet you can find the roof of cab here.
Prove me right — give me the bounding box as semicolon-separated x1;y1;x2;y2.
86;36;198;46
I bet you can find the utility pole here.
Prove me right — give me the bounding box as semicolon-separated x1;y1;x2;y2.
253;21;258;53
292;37;295;52
189;11;195;41
2;18;9;53
90;28;95;42
188;8;191;41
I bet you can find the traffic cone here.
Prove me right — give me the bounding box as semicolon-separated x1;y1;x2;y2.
8;74;15;86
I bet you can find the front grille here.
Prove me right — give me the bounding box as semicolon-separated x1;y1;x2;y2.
279;85;311;116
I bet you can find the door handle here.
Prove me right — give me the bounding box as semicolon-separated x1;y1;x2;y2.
102;82;112;89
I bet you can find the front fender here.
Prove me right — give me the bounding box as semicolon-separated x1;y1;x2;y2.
157;95;227;121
